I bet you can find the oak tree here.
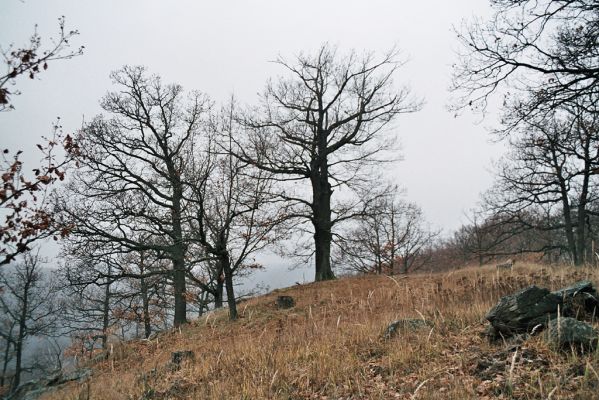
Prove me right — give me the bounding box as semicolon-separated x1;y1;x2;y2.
235;45;421;281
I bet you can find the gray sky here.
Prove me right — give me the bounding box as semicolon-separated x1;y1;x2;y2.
1;0;500;246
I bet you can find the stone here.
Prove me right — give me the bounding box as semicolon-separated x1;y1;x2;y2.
275;295;295;309
383;319;433;339
553;280;595;298
552;280;599;316
486;285;562;336
6;368;91;400
171;350;195;366
544;317;598;351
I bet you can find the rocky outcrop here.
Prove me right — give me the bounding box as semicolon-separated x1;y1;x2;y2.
485;285;561;336
6;368;91;400
485;280;599;353
485;281;599;339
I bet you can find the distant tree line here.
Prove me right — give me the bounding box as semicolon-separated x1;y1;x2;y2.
442;0;599;267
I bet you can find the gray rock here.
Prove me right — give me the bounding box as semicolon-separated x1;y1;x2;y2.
171;350;194;366
275;295;295;309
486;285;562;336
544;317;598;351
553;280;595;298
6;368;91;400
383;319;433;339
552;280;599;315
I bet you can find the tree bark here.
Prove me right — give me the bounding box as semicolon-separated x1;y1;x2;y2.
169;167;187;326
221;253;238;320
311;128;335;282
575;139;591;266
214;279;224;309
140;275;152;339
312;162;335;281
11;280;29;391
1;333;12;387
172;258;187;327
101;279;110;350
553;151;579;265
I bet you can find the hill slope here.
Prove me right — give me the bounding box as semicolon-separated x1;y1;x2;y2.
44;264;599;399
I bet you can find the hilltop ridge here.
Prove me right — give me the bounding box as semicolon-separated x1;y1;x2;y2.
43;264;599;399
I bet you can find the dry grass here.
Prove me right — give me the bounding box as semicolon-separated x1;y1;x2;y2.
44;264;599;399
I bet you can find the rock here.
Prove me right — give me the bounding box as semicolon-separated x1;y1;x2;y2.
552;280;599;316
171;350;194;366
544;317;598;351
275;295;295;309
383;319;433;339
486;285;562;336
48;368;92;387
6;368;91;400
553;280;595;298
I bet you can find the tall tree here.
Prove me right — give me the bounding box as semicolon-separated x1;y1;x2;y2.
484;101;599;265
57;66;210;326
189;101;282;320
235;45;421;281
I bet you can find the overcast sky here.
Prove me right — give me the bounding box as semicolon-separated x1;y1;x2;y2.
2;2;502;285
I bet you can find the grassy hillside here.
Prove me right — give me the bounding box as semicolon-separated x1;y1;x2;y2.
44;264;599;399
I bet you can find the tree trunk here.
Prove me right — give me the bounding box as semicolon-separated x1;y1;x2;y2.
312;167;335;282
170;204;187;327
101;279;111;349
11;284;29;392
214;279;224;309
168;157;188;327
172;258;187;327
1;334;12;387
575;149;591;266
554;158;578;265
390;206;397;274
140;275;152;339
314;226;334;281
576;205;588;266
221;253;238;320
374;227;382;274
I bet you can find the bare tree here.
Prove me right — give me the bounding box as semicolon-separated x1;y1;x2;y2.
61;237;172;345
57;66;210;327
235;44;421;281
452;0;599;123
338;190;438;274
483;100;599;265
0;252;61;392
189;100;283;320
